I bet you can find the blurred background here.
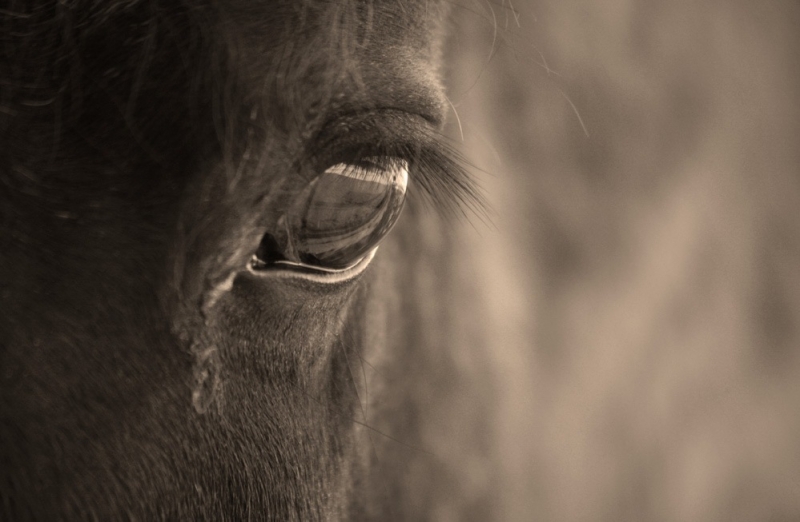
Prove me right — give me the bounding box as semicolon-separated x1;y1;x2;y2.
445;1;800;520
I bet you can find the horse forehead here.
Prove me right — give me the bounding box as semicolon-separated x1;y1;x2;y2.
223;0;450;122
223;0;448;45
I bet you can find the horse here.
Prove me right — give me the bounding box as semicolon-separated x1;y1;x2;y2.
7;1;800;520
1;0;507;519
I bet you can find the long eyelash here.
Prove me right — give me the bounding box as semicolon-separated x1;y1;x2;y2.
307;110;488;222
404;136;488;222
345;132;488;223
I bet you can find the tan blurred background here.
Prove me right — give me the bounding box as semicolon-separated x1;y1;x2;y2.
446;1;800;520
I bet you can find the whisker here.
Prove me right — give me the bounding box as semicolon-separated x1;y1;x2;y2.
556;86;590;137
445;95;465;142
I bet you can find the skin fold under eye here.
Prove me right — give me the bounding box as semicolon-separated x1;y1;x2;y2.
251;157;409;274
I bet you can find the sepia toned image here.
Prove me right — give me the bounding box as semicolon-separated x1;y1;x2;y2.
2;0;799;520
448;1;800;520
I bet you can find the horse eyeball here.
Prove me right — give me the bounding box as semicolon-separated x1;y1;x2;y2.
254;157;408;272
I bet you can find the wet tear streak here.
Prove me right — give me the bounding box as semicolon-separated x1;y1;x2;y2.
192;342;223;414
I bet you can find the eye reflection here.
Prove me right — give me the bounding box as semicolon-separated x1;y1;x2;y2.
253;157;408;273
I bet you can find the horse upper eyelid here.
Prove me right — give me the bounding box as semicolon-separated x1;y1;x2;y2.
305;108;482;218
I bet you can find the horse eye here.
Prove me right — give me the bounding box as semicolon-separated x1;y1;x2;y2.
253;157;408;272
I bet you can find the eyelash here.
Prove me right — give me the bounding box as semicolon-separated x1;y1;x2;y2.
405;138;486;221
325;128;486;222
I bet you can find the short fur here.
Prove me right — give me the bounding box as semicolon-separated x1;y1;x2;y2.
1;0;499;520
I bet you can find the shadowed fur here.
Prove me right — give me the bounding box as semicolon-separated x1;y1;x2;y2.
1;0;499;520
